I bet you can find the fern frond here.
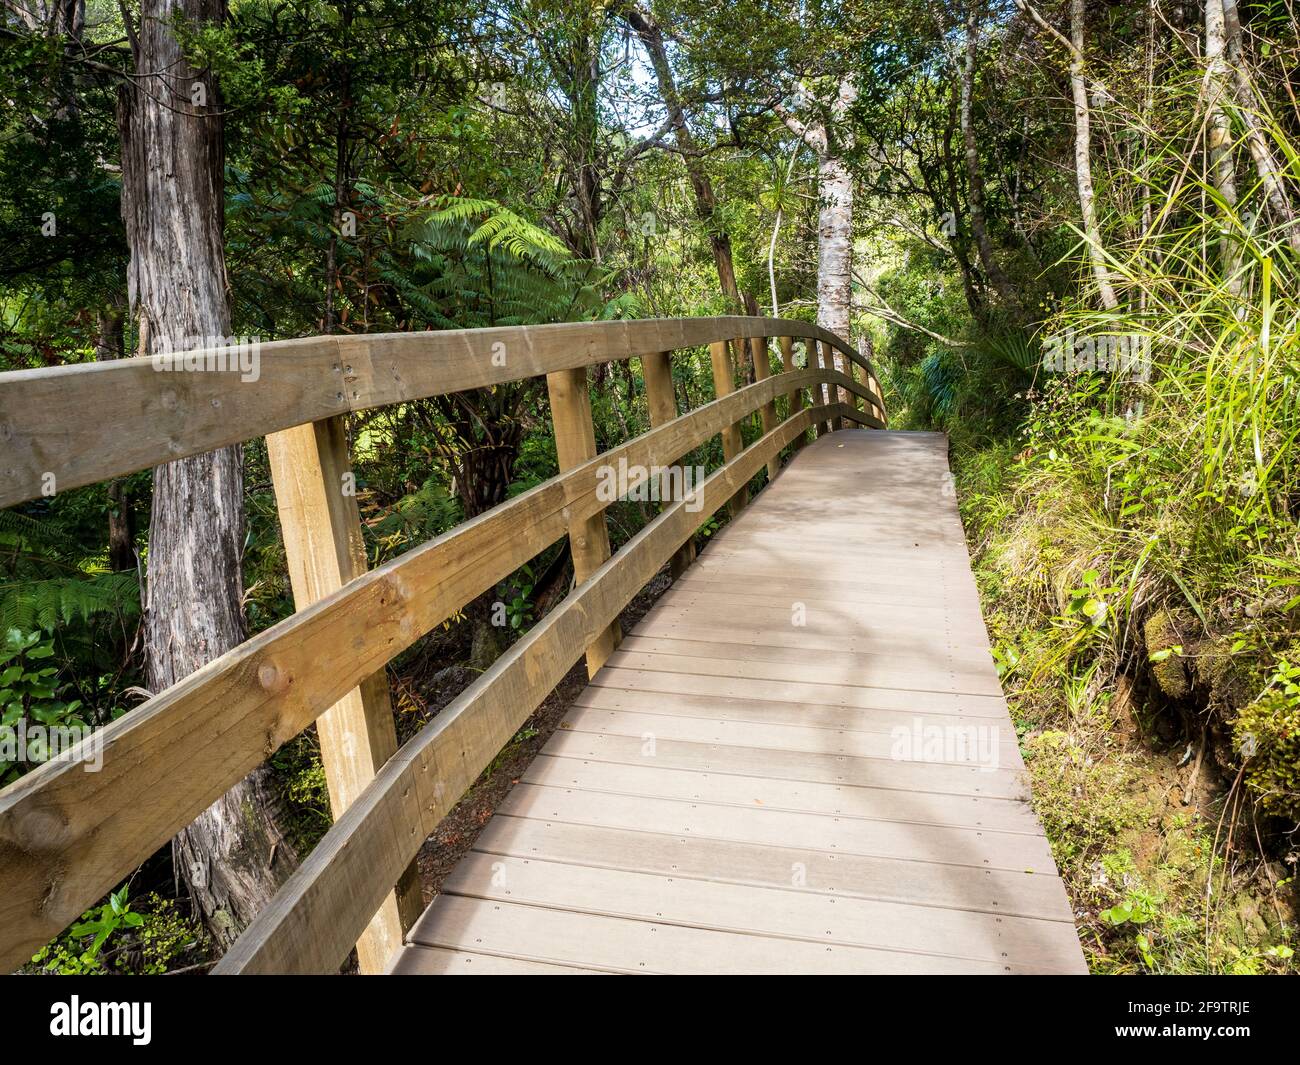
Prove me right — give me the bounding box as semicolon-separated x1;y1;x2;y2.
0;571;140;632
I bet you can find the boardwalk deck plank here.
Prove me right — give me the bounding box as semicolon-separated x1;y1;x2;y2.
391;431;1086;975
464;819;1075;921
541;730;1030;798
520;754;1040;832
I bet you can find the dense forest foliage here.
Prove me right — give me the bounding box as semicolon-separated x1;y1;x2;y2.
2;0;1298;974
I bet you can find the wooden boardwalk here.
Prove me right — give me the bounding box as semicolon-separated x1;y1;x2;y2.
390;430;1086;974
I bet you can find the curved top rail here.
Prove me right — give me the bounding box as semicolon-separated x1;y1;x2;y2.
0;316;872;509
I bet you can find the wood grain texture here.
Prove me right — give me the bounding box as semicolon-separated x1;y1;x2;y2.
266;416;421;973
811;345;832;436
546;367;620;674
708;340;748;515
748;335;780;483
213;405;830;973
640;351;695;578
0;307;897;974
822;340;844;432
779;335;807;452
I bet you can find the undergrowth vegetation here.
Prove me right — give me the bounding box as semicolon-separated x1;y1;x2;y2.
889;142;1300;977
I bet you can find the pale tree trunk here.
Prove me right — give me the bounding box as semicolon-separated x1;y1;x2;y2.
119;0;297;950
816;80;854;401
1222;0;1300;252
816;152;853;346
1067;0;1119;310
1015;0;1119;310
1204;0;1242;292
782;76;856;400
961;5;1017;305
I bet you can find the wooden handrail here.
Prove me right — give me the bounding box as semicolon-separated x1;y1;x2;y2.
0;317;878;509
0;312;885;974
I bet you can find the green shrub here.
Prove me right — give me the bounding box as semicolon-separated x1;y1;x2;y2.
0;628;89;786
29;888;206;975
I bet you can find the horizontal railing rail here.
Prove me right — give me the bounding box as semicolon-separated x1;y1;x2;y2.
0;315;884;974
0;317;879;509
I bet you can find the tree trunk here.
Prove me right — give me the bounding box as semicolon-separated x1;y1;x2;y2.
1068;0;1120;310
939;90;987;317
548;34;606;263
1222;0;1300;252
625;6;743;310
816;152;853;343
467;592;503;671
816;138;854;398
106;480;135;575
118;0;297;950
1204;0;1241;291
427;390;528;669
779;76;858;400
961;6;1018;306
92;303;136;573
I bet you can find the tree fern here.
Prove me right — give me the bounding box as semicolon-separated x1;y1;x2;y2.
0;509;82;554
0;571;140;632
0;509;140;633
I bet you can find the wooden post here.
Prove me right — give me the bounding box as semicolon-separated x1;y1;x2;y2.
805;340;819;437
546;366;620;676
709;339;748;515
749;335;781;481
870;371;887;426
808;341;828;437
267;415;422;975
822;341;844;432
849;359;866;414
641;351;696;578
780;336;808;452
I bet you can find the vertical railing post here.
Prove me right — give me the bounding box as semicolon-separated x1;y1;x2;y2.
850;354;886;425
854;356;885;425
808;341;829;437
849;358;866;416
821;340;844;432
266;415;422;975
805;340;820;437
870;369;887;426
546;366;620;676
748;335;780;481
779;336;808;452
641;350;696;578
709;339;749;515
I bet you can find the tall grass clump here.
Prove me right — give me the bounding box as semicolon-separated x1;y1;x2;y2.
947;90;1300;973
